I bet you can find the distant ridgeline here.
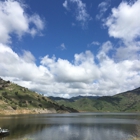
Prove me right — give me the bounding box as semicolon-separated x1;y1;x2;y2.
50;87;140;112
0;77;140;114
0;78;78;115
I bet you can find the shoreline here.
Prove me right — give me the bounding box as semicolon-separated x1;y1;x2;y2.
0;109;140;116
0;108;68;116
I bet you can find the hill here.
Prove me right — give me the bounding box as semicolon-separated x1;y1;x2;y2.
0;78;78;115
52;87;140;112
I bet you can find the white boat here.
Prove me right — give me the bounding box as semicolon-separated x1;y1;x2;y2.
0;128;9;136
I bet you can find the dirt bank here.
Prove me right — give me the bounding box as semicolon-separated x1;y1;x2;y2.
0;108;58;115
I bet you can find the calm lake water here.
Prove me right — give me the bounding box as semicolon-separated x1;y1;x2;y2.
0;113;140;140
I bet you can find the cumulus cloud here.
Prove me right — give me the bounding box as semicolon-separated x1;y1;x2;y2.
105;0;140;42
104;0;140;62
0;0;44;44
41;51;100;83
0;43;53;83
63;0;91;28
21;50;36;63
97;41;113;62
1;42;140;98
96;1;110;20
115;42;140;61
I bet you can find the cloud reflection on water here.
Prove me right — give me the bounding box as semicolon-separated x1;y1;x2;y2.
29;124;130;140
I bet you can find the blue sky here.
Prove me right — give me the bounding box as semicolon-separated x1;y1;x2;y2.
13;0;115;61
0;0;140;98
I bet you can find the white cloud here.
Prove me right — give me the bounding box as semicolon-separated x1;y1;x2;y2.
92;41;100;46
63;0;91;28
21;50;36;63
105;0;140;42
41;51;99;83
56;43;67;51
96;1;110;20
60;43;66;50
1;42;140;98
0;0;44;44
87;41;100;48
0;43;53;83
29;14;44;36
105;0;140;62
63;0;68;10
99;41;112;54
115;42;140;61
96;41;113;62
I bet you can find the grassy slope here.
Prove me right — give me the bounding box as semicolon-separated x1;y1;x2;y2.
0;78;78;114
55;87;140;112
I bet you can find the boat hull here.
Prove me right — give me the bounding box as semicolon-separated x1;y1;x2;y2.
0;129;9;138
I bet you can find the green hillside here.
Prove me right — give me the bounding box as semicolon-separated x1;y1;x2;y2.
1;76;139;114
52;87;140;112
0;78;78;115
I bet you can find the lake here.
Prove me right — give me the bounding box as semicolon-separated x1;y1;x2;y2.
0;113;140;140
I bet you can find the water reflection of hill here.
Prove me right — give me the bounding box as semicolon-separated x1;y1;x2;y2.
1;123;50;139
0;115;50;139
8;124;49;139
0;113;140;140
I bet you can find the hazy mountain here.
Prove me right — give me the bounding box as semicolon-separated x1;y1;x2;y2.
52;87;140;112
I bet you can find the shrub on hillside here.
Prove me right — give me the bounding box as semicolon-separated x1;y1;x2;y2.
12;105;17;110
2;92;7;96
38;104;43;107
15;92;18;95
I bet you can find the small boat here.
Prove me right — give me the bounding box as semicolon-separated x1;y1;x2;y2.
0;128;9;136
